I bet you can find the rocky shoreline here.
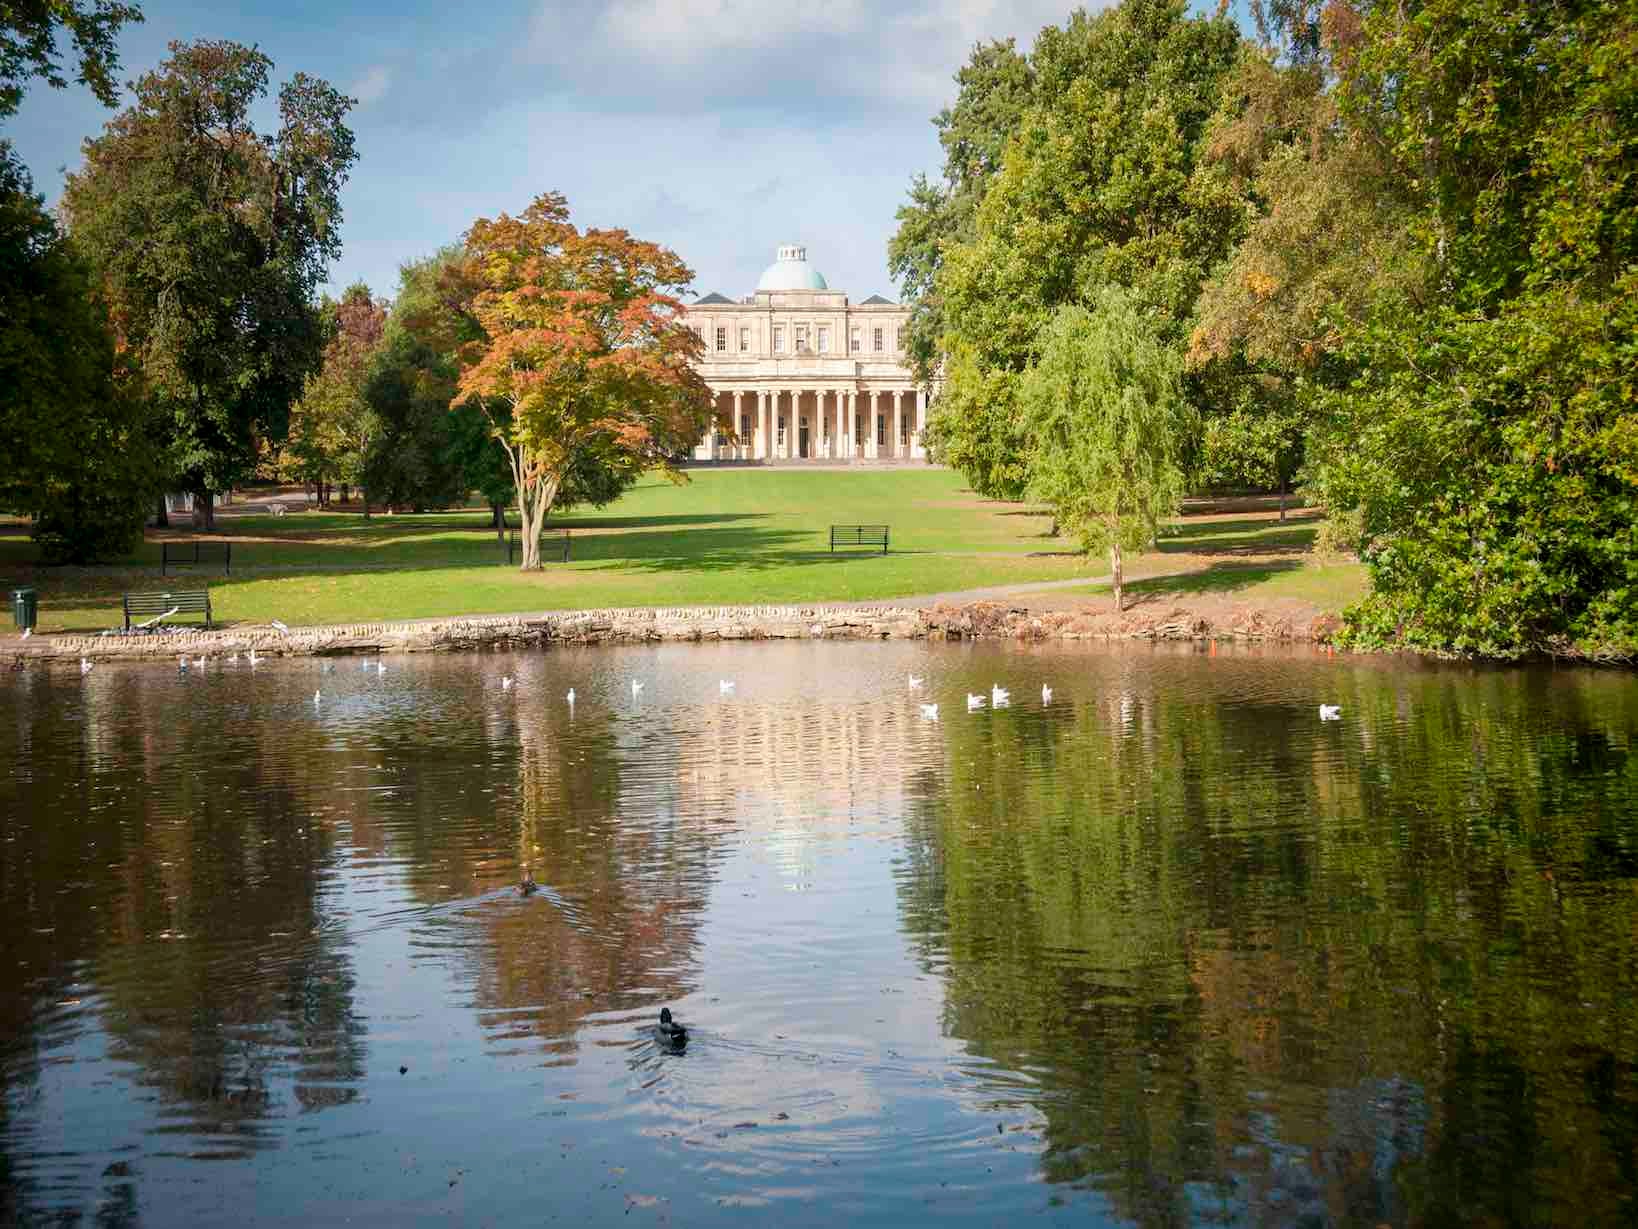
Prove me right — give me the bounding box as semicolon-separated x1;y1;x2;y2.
6;598;1339;663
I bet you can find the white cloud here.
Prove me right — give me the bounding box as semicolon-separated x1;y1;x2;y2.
351;64;392;106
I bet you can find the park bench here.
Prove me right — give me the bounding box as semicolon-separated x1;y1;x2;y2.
506;528;571;566
162;540;231;576
123;589;213;631
830;524;890;555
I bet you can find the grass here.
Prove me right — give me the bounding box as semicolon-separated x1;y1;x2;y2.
1122;560;1367;612
2;469;1103;633
2;473;1367;635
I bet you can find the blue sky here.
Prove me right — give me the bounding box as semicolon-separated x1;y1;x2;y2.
8;0;1231;305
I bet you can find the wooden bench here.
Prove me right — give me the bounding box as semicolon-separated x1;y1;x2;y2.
162;541;231;576
830;524;890;555
123;589;213;630
506;529;571;566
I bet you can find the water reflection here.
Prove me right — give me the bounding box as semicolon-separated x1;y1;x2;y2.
1;643;1634;1226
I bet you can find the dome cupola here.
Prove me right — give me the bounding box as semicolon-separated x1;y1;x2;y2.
755;244;828;291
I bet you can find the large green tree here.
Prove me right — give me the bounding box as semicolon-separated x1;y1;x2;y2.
1019;292;1194;610
63;39;356;527
909;0;1243;503
887;37;1034;383
0;147;158;560
1309;0;1638;658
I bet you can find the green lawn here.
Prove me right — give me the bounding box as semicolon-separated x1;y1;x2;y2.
3;469;1104;633
1122;560;1367;611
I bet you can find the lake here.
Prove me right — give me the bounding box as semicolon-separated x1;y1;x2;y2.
2;641;1635;1226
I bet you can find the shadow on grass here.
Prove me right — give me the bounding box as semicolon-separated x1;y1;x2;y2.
1125;559;1305;607
1156;516;1319;556
569;525;898;574
549;512;770;532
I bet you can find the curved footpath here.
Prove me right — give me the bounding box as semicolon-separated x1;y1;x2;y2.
5;578;1339;664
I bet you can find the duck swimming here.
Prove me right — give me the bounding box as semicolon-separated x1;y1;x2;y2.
655;1007;688;1046
519;867;538;897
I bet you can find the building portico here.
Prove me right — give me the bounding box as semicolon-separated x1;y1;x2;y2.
684;245;927;463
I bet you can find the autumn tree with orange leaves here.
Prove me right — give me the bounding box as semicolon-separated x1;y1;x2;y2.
452;193;717;569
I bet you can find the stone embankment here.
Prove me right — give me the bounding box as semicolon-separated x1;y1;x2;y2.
7;599;1338;664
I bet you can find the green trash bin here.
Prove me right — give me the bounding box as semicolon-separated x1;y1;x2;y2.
13;587;37;631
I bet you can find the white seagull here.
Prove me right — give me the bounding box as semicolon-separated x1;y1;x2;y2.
967;693;986;711
908;675;924;690
919;702;939;720
991;684;1010;707
313;689;322;705
1319;704;1342;721
719;680;735;694
79;657;93;675
566;688;576;705
501;676;514;691
631;680;643;697
1042;684;1053;704
271;620;289;634
20;627;30;639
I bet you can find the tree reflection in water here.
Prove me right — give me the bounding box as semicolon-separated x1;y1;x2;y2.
0;645;1633;1227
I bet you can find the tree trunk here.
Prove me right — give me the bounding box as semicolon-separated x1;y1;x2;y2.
1278;476;1287;523
340;482;350;506
154;495;168;528
514;476;560;570
1110;541;1123;612
191;488;214;530
361;485;370;520
493;502;507;545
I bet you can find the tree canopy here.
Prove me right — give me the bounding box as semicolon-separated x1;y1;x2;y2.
893;0;1637;658
63;39;356;526
451;192;716;569
1;0;143;117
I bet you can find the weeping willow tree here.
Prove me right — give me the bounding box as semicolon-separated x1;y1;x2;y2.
1019;290;1194;610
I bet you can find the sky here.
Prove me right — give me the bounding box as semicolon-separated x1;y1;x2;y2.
7;0;1228;305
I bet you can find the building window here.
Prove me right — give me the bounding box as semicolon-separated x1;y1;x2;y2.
795;324;809;352
773;326;785;353
739;327;750;352
740;413;751;436
817;327;829;353
873;327;884;353
877;415;885;446
715;327;726;353
777;418;785;446
850;328;861;353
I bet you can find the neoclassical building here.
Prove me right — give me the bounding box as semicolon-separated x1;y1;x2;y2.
685;245;926;462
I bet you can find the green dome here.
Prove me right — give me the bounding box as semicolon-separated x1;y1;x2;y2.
756;244;828;291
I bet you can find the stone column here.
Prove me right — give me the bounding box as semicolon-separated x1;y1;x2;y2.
892;390;903;461
864;390;877;459
912;388;927;460
840;391;851;459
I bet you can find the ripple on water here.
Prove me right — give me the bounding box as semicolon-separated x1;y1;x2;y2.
0;642;1635;1225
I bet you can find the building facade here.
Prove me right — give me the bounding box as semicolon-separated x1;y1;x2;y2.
684;245;925;462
